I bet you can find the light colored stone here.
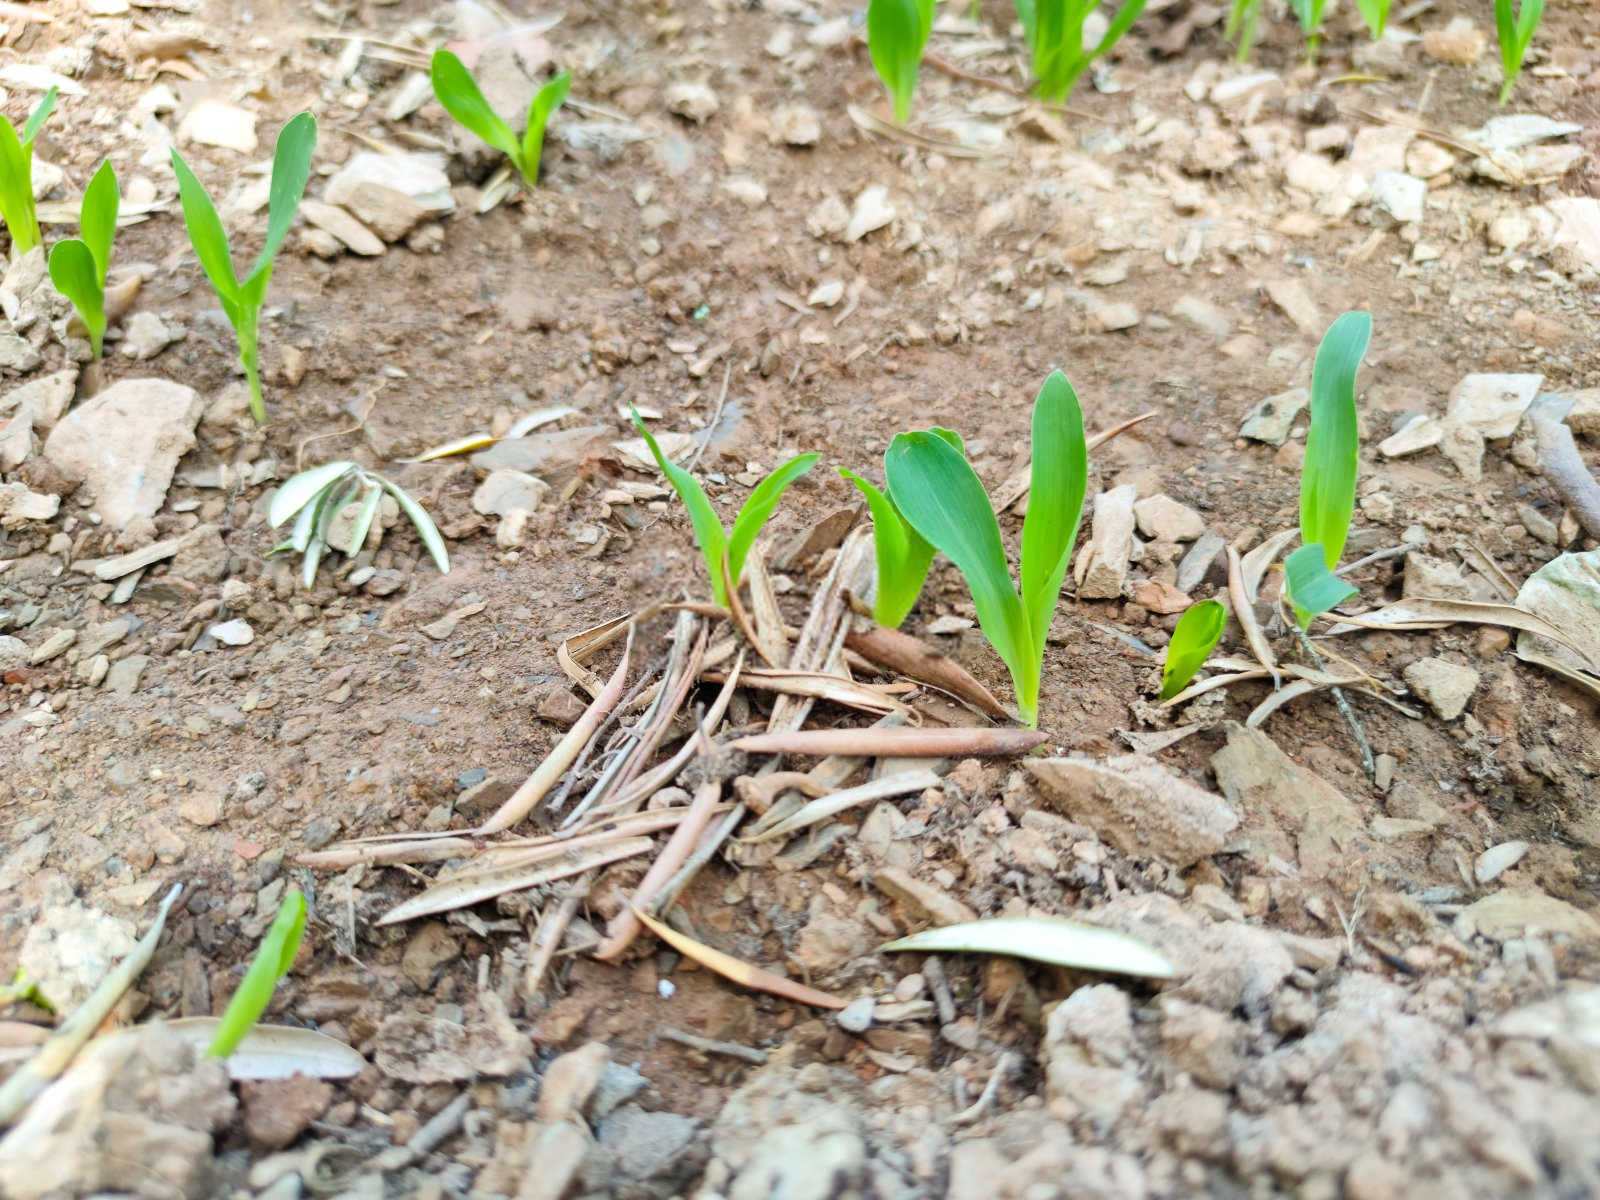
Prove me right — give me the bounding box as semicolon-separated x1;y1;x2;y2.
1379;413;1443;457
1209;72;1281;109
0;481;58;527
1076;484;1137;600
1560;389;1600;439
772;104;821;146
1488;214;1533;252
1475;841;1529;885
1457;890;1600;943
664;81;718;123
43;379;203;529
807;279;845;307
0;328;42;373
1263;278;1322;338
845;185;894;243
1239;387;1308;445
722;177;767;207
300;199;384;256
1027;755;1238;869
1402;657;1479;720
1133;494;1204;543
1172;295;1232;339
1466;115;1582;154
472;469;549;517
0;368;76;430
117;311;181;360
1370;171;1425;224
206;618;254;646
324;151;454;241
1446;373;1542;440
178;99;257;153
1088;299;1140;332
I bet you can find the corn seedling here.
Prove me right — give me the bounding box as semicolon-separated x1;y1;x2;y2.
1354;0;1391;39
840;428;963;627
0;87;57;257
1285;311;1371;628
884;371;1087;727
269;460;450;588
1286;0;1328;62
632;409;818;607
207;888;305;1059
1160;598;1227;700
47;160;118;360
431;49;570;189
1017;0;1148;103
172;112;316;426
867;0;935;124
1224;0;1262;61
1494;0;1544;105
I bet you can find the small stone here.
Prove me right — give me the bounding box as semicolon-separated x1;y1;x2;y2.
179;100;258;153
0;368;76;431
239;1078;332;1151
1263;278;1323;338
836;997;874;1034
178;790;226;827
207;619;254;646
1371;817;1435;841
807;279;845;307
537;1041;610;1124
1457;890;1600;942
1378;414;1444;457
1087;299;1140;332
1370;171;1425;224
1488;214;1533;252
1172;295;1233;339
118;311;182;360
537;686;588;728
721;177;766;207
1405;140;1456;178
78;618;131;658
806;194;850;240
1516;503;1560;546
1209;71;1282;110
29;628;76;664
873;867;979;927
171;523;229;582
1176;531;1225;593
845;185;895;243
324;151;454;241
664;81;718;123
299;200;384;256
0;329;42;374
472;469;549;517
1475;841;1529;885
1446;373;1542;439
1239;388;1308;445
1076;485;1137;600
105;654;150;695
1422;20;1486;63
401;922;460;991
1438;420;1486;481
1133;494;1204;543
772;104;821;146
1402;657;1479;720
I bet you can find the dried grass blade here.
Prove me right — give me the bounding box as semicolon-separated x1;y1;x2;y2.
743;545;790;668
1334;598;1595;668
601;653;745;816
1239;528;1298;603
707;668;912;715
1227;546;1279;684
594;781;725;961
479;634;632;834
0;883;182;1126
1244;677;1323;728
631;908;847;1009
293;836;478;869
844;621;1010;719
733;727;1047;758
375;837;653;926
1514;645;1600;701
739;769;942;845
1159;668;1269;707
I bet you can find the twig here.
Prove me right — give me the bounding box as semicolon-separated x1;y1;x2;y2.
686;361;732;474
732;728;1046;757
948;1051;1019;1127
659;1027;768;1065
1532;409;1600;540
371;1091;471;1171
1335;543;1413;576
1228;546;1279;686
923;51;1026;95
1295;628;1375;781
523;878;591;1000
923;955;957;1026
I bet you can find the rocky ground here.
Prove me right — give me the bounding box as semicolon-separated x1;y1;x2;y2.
1;0;1599;1196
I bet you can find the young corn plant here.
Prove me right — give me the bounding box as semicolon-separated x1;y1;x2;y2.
867;0;935;124
269;460;450;588
1284;311;1372;628
840;428;963;627
172;111;316;425
431;50;571;189
207;888;305;1059
1494;0;1544;105
633;410;818;607
884;371;1088;728
1160;598;1227;700
1224;0;1262;61
0;86;57;257
1287;0;1328;62
1354;0;1391;39
47;160;118;360
1017;0;1148;103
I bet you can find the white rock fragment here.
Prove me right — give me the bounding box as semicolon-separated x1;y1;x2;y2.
178;100;258;154
1076;484;1138;600
1370;171;1425;224
721;177;767;208
118;311;182;360
1402;657;1479;720
472;469;550;517
1379;413;1444;457
1239;388;1308;446
772;105;821;147
664;82;719;123
299;200;384;256
43;378;204;529
806;194;850;240
1487;213;1532;251
1445;373;1542;440
206;618;254;646
1087;299;1140;332
1172;295;1232;340
806;16;853;46
0;482;58;528
1133;495;1204;543
845;185;895;243
324;151;454;242
1466;114;1582;154
807;280;845;307
1475;841;1529;885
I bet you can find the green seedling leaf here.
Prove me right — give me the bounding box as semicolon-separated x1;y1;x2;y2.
1286;0;1328;58
380;476;452;576
886;430;1031;719
1284;542;1357;629
1019;371;1088;672
431;49;521;163
727;452;819;592
521;71;571;186
1225;0;1262;60
0;87;57;256
344;482;384;557
246;111;317;294
170;148;240;301
881;916;1175;979
1022;0;1146;103
1495;0;1544;104
840;469;935;627
867;0;932;124
1160;598;1228;700
632;409;729;604
270;461;356;528
1300;311;1370;570
80;159;118;282
47;240;104;358
208;888;306;1059
1354;0;1390;38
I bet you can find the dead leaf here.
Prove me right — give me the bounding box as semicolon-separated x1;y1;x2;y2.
632;909;846;1009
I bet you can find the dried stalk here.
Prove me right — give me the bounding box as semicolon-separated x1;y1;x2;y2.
733;727;1048;758
524;878;591;1000
1227;546;1279;685
844;621;1010;719
1532;409;1600;540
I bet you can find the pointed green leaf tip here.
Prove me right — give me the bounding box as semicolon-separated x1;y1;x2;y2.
207;888;306;1058
1300;311;1371;569
1160;599;1227;700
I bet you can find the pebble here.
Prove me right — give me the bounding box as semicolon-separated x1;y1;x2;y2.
845;185;895;243
178;99;258;153
1475;841;1529;885
664;81;718;123
472;469;549;517
178;790;226;827
0;330;42;374
105;653;150;695
300;200;384;257
117;311;182;360
1445;373;1542;439
1238;388;1308;445
1402;657;1480;720
1176;531;1225;593
1171;295;1232;340
807;280;844;307
324;151;454;241
1370;171;1425;224
207;618;254;646
1133;494;1204;543
28;627;76;664
1422;20;1485;63
1087;299;1140;332
836;997;874;1034
1487;214;1533;252
1076;485;1137;600
772;104;821;146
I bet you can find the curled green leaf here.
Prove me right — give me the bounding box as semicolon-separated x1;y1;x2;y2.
1160;598;1228;700
208;888;307;1059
